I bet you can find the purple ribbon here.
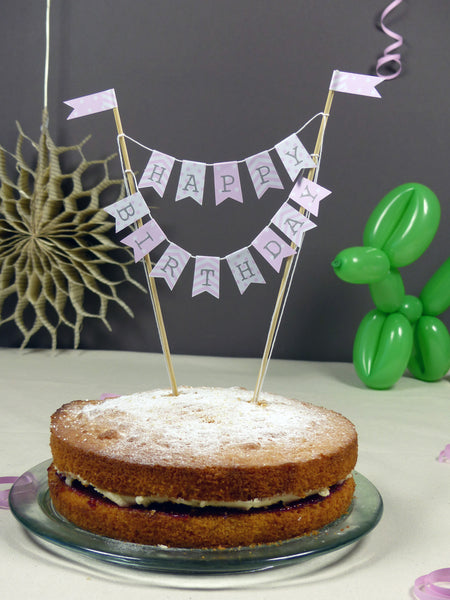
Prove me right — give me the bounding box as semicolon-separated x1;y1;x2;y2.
376;0;404;79
414;569;450;599
0;477;19;509
438;444;450;463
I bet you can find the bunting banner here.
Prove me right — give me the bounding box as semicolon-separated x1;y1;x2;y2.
150;243;191;290
289;177;332;216
104;191;150;232
117;180;331;296
192;256;220;298
226;248;265;294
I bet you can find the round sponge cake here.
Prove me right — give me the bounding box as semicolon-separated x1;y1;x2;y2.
48;386;357;548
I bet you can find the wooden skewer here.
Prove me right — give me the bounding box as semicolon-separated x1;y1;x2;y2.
252;88;335;402
112;107;178;396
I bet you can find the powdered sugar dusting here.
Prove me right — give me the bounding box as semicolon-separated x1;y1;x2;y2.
61;387;354;467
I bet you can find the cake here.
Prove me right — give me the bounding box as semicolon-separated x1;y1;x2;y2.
48;386;357;548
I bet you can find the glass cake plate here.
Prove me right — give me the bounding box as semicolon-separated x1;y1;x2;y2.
9;459;383;574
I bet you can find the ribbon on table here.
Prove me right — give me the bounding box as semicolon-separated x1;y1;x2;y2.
0;477;19;509
414;569;450;599
438;444;450;463
376;0;404;79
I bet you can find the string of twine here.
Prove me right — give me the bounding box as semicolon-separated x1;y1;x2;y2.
43;0;51;110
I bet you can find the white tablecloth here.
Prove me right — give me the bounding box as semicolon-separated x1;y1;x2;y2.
1;349;448;599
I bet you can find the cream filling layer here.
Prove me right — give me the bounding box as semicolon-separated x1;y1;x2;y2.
56;468;351;510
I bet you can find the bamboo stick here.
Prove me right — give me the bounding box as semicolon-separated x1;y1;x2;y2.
112;107;178;396
252;89;335;402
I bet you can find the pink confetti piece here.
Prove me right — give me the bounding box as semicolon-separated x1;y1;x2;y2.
414;568;450;599
438;444;450;463
0;477;19;509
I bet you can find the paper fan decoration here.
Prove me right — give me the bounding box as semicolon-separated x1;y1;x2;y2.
0;108;145;349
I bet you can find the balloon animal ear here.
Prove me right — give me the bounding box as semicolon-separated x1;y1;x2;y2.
332;183;449;389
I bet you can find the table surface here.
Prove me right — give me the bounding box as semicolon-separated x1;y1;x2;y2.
1;349;448;599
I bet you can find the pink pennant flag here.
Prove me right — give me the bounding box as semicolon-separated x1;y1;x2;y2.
252;227;296;272
138;151;175;197
150;243;191;290
120;219;166;262
289;178;332;217
271;202;317;246
64;89;118;119
330;70;384;98
275;134;316;181
214;162;243;205
246;151;284;199
176;161;206;205
104;191;149;232
226;248;265;294
192;256;220;298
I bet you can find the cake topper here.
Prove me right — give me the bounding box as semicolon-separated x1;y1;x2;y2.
65;71;384;400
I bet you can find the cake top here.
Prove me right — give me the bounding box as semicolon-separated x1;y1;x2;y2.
51;386;356;468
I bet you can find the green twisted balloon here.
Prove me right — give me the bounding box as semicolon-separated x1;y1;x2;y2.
332;183;449;389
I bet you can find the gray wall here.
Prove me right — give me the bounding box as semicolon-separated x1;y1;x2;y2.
0;0;448;361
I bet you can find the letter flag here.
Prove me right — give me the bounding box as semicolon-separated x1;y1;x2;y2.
246;151;284;199
271;202;317;246
226;248;265;294
104;191;150;232
275;134;316;180
192;256;220;298
150;243;191;290
214;162;243;205
121;219;166;262
138;151;175;197
252;227;296;272
289;177;331;217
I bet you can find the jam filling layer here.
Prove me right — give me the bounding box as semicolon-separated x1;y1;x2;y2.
54;469;349;516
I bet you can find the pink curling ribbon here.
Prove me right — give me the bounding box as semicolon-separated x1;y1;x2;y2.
99;393;120;400
376;0;404;79
0;476;19;509
438;444;450;463
414;569;450;599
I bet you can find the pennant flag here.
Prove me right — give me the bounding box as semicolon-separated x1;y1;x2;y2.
252;227;296;272
214;162;243;205
192;256;220;298
121;219;166;262
246;151;284;199
289;178;332;217
226;248;265;294
150;243;190;290
275;134;316;180
64;89;118;119
330;70;384;98
271;202;317;246
176;161;207;205
138;151;175;197
104;191;150;232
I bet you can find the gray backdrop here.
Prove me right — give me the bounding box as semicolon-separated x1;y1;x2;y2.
0;0;448;361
